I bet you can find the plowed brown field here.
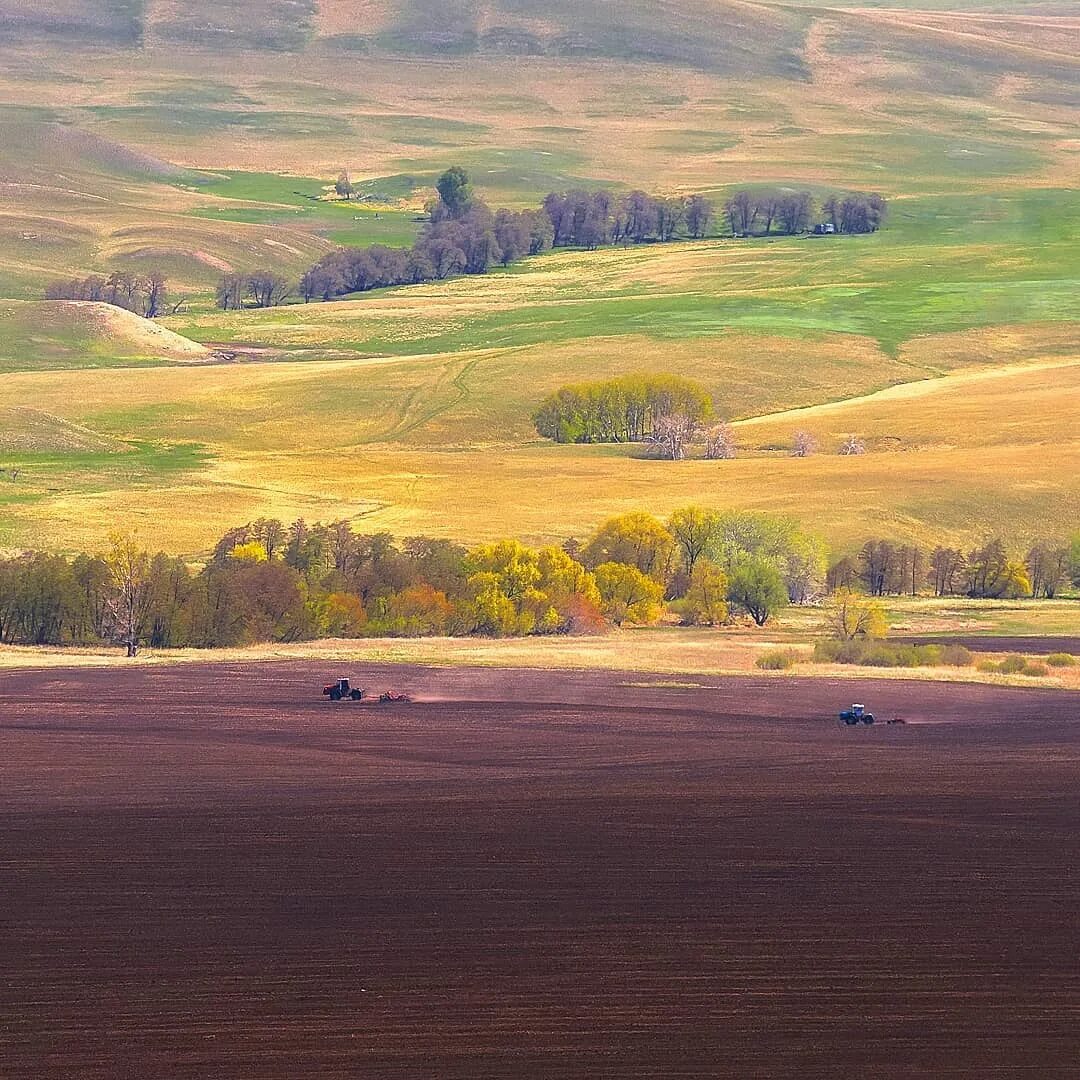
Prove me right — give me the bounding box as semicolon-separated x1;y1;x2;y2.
2;664;1079;1079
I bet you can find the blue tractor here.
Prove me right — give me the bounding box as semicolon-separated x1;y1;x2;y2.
839;703;875;726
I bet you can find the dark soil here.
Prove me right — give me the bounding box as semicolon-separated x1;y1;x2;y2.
2;663;1079;1079
895;635;1080;656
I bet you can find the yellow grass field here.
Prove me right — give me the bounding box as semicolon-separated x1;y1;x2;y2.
1;597;1076;690
0;1;1077;560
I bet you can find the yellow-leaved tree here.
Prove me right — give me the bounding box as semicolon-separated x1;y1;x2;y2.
825;588;888;641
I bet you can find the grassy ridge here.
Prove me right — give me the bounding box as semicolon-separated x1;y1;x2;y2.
166;188;1080;357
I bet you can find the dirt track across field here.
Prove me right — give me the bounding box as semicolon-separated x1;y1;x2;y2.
2;663;1079;1079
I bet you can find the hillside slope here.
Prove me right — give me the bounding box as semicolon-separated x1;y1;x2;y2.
0;299;210;369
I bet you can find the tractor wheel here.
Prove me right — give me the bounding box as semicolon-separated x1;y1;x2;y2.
350;690;362;700
863;714;875;725
329;689;342;701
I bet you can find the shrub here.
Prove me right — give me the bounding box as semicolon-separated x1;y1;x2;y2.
914;644;944;666
941;644;974;667
756;648;798;670
999;654;1027;674
1021;662;1049;678
1046;652;1076;667
814;639;950;668
976;659;1000;673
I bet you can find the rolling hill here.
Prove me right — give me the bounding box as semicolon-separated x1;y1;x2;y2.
0;0;1076;554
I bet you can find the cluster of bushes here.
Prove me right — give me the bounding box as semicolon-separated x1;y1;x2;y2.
44;269;178;317
756;648;799;670
813;638;974;669
294;167;718;306
723;189;887;236
828;536;1080;600
976;654;1052;678
0;508;830;651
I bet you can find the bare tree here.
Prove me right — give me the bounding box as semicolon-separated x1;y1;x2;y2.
704;423;737;460
839;434;867;456
646;413;697;460
216;274;245;311
777;191;814;235
928;546;965;596
142;270;168;318
755;189;782;234
724;190;758;236
685;195;713;239
246;271;292;309
791;430;818;457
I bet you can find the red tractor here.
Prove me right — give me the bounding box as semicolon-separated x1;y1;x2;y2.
323;678;365;702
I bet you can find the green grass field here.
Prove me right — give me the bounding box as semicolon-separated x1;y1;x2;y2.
0;0;1076;558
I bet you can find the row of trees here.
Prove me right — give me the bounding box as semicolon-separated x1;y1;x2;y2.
44;270;180;317
542;189;715;248
723;189;887;236
0;510;829;650
3;518;1072;652
828;536;1080;600
295;168;720;306
216;270;293;310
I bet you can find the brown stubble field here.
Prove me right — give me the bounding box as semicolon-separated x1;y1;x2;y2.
2;662;1079;1078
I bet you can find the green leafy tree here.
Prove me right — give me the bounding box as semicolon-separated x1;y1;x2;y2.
1069;533;1080;588
668;506;720;575
436;166;474;219
727;557;788;626
335;171;355;200
673;559;729;626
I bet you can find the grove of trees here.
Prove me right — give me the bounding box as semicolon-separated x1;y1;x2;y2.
532;375;714;449
45;270;180;317
827;536;1076;599
297;169;719;305
44;172;890;319
723;188;886;236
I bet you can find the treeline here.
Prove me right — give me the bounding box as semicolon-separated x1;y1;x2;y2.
294;167;719;306
723;189;887;236
3;518;1073;652
44;269;181;317
0;510;829;649
828;536;1080;599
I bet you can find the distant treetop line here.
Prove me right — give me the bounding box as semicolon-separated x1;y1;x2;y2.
293;170;886;308
1;513;1073;653
41;168;887;313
